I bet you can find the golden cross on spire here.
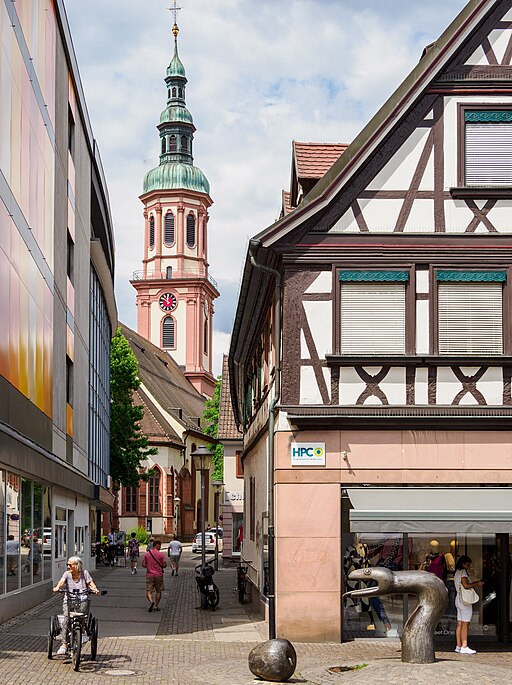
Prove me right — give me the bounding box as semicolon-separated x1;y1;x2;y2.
168;0;182;26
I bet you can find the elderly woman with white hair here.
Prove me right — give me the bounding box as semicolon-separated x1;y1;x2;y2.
53;556;100;655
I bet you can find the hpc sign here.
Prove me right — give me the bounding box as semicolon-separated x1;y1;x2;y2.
290;442;326;466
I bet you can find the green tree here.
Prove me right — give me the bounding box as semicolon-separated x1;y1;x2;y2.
110;328;157;488
202;376;223;481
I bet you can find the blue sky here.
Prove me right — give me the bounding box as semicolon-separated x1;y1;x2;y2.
65;0;467;374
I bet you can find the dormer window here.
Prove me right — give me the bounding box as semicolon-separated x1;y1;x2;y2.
170;135;177;153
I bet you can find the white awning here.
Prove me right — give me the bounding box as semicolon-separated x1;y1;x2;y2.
347;487;512;534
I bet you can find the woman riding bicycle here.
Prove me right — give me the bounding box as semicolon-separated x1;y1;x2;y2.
53;556;100;655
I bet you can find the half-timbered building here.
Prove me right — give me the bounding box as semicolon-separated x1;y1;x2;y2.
230;0;512;643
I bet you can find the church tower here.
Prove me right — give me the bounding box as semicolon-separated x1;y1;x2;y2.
131;18;218;398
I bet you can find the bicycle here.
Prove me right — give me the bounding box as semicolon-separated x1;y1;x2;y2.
48;588;107;671
236;560;250;603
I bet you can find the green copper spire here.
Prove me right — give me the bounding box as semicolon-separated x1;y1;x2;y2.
143;20;210;196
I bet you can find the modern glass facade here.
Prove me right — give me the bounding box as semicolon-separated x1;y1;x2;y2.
88;267;111;489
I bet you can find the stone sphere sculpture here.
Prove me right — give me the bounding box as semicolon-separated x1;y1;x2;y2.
248;638;297;682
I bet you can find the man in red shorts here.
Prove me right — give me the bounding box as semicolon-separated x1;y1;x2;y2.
142;539;167;612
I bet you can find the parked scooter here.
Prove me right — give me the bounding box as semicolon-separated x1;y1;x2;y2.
195;559;220;610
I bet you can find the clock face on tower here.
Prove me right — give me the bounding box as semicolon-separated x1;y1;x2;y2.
159;292;177;312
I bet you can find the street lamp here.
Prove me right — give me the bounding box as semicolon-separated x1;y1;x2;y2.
173;496;181;537
192;445;212;606
212;480;224;570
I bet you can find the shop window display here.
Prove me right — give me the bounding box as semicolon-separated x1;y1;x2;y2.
342;531;499;642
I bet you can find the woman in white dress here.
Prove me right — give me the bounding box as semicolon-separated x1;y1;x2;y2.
454;555;483;655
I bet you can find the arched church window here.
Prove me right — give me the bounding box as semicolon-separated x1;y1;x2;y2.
172;86;177;98
170;135;177;153
149;216;155;249
149;468;161;513
186;214;196;248
166;266;173;279
178;87;183;98
181;136;188;152
161;137;167;155
164;212;175;245
162;316;175;348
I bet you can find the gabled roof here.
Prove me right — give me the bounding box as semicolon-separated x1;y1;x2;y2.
120;323;208;438
133;389;182;447
293;142;348;180
218;355;241;441
256;0;498;247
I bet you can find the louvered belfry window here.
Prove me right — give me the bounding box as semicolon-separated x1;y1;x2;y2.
162;316;175;348
465;111;512;185
339;271;408;354
437;271;505;355
186;214;196;247
149;215;155;248
164;212;175;245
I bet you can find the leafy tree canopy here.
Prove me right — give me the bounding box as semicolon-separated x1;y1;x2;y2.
202;376;223;481
110;328;157;488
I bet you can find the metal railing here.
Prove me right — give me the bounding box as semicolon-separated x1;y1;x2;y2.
131;269;218;289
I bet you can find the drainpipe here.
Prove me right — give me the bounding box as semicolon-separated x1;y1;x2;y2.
248;238;282;640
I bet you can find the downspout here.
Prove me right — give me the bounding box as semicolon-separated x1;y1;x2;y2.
248;238;281;640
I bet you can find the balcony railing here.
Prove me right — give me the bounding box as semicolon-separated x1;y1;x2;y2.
131;269;218;290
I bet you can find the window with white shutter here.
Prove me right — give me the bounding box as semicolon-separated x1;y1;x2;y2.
339;271;408;354
465;111;512;186
437;271;505;355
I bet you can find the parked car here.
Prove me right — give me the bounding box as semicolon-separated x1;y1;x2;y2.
42;527;52;556
192;531;223;553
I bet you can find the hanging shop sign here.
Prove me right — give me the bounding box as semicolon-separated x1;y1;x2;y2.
290;442;326;466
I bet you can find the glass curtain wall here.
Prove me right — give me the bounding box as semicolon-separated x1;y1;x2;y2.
1;468;51;595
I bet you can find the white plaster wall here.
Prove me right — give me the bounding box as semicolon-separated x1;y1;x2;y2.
377;367;407;404
339;367;367;405
300;366;330;404
367;126;431;191
416;299;429;354
416;271;429;294
415;367;429;404
436;366;503;405
303;301;332;358
305;272;332;294
359;198;402;232
330;206;358;232
404;199;435;232
300;331;309;359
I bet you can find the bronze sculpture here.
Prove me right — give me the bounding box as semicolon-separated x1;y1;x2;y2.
344;567;448;664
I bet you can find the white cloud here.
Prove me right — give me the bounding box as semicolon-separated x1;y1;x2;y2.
66;0;467;368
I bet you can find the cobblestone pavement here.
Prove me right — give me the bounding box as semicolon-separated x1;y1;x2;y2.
0;551;512;684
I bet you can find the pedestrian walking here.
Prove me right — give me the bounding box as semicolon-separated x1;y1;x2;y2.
28;534;42;575
6;535;19;575
167;535;182;575
142;539;166;612
454;555;483;655
107;528;116;566
128;532;140;574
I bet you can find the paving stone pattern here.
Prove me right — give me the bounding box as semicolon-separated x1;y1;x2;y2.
0;550;512;684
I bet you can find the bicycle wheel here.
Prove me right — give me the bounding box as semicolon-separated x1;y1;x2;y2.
72;627;82;671
47;617;55;659
208;586;220;610
90;617;98;661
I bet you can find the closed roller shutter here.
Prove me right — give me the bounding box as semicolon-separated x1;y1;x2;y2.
466;122;512;185
438;282;503;354
340;283;406;354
